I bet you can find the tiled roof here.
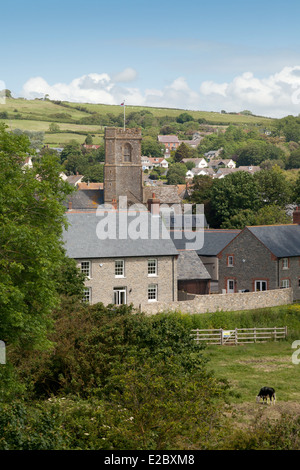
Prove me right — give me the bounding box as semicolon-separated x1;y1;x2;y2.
158;135;179;143
177;250;211;280
62;211;179;259
170;229;241;255
247;225;300;257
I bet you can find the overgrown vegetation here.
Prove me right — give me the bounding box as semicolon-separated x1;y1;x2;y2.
2;302;300;450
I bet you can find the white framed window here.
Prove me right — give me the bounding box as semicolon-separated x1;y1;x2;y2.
80;261;91;279
148;284;158;302
148;259;157;276
227;256;234;267
115;260;125;277
255;280;267;292
113;287;127;305
82;287;91;303
281;279;290;288
282;258;289;269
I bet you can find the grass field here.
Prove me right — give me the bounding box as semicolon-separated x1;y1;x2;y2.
205;341;300;403
0;97;277;147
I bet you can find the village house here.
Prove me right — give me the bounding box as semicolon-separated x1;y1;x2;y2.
181;157;208;169
217;208;300;300
170;229;241;293
208;158;236;170
186;167;216;179
158;135;180;157
141;156;169;170
62;210;179;307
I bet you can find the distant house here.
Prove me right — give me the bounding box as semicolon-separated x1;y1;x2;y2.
204;149;223;160
215;165;261;179
158;135;180;155
66;174;84;187
141;156;169;170
236;166;261;174
82;144;101;150
179;135;203;149
186;167;215;179
217;209;300;300
181;158;208;169
208;159;236;170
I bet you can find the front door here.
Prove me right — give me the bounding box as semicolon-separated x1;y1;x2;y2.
227;279;235;293
113;287;127;305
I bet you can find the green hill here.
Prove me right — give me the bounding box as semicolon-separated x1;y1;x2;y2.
0;97;276;148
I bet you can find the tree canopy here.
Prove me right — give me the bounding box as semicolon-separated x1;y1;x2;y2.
0;124;77;349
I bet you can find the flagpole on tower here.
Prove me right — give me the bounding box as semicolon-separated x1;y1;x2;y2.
120;100;125;130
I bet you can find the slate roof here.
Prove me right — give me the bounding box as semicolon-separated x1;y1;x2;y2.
143;186;182;204
158;135;179;143
62;211;179;259
247;225;300;258
177;250;211;280
170;229;241;255
63;189;104;210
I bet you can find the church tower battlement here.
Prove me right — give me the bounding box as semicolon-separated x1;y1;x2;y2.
104;127;143;205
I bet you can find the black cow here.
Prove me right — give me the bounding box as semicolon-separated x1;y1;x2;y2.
256;387;276;405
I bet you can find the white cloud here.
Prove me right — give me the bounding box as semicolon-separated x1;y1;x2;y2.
21;66;300;118
112;67;138;83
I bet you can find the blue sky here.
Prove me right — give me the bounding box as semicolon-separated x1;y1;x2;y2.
2;0;300;117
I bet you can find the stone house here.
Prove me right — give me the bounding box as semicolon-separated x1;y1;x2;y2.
217;211;300;300
170;229;240;293
62;210;179;307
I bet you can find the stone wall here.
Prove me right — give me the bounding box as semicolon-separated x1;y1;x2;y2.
139;288;293;315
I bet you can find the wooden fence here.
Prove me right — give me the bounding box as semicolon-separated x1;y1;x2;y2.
191;327;287;346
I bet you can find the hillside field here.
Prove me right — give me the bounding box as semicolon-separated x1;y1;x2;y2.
0;97;275;147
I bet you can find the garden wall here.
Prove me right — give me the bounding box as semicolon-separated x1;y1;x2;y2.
140;288;293;315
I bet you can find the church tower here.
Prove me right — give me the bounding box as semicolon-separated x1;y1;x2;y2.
104;127;143;206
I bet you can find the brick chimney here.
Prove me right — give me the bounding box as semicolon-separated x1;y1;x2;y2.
293;206;300;224
147;192;160;216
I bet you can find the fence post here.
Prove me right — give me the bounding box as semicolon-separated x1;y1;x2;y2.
220;329;223;346
235;328;238;345
254;327;256;343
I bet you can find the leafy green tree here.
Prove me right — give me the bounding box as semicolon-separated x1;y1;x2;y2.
286;148;300;169
174;142;190;162
49;123;60;133
141;136;164;158
0;124;74;349
222;205;291;229
210;171;260;227
254;166;293;206
176;112;194;124
166;162;187;184
82;164;104;183
236;140;285;166
84;134;93;145
60;140;82;164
